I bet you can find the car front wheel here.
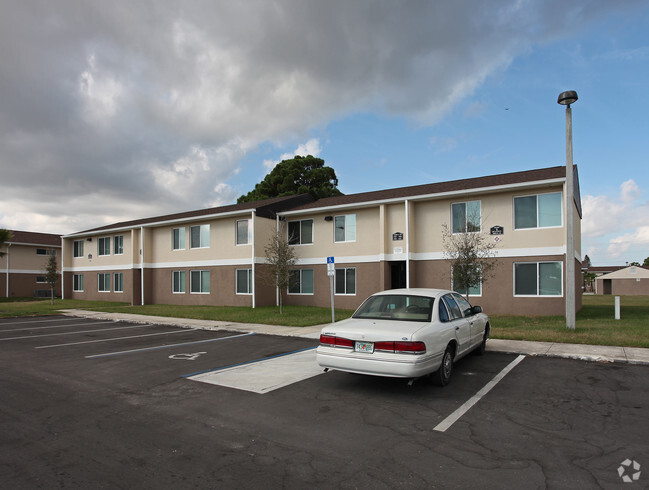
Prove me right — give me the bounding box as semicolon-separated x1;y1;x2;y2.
432;346;454;387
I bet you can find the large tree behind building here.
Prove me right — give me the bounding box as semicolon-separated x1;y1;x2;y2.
238;155;343;203
0;229;12;257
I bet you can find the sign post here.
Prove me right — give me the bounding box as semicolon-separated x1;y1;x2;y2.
327;257;335;323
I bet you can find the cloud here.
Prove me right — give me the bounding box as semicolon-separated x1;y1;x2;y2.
0;0;640;234
262;138;322;173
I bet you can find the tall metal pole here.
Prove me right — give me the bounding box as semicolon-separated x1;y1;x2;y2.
565;104;576;330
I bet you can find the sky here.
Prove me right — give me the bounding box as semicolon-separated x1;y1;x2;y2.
0;1;647;266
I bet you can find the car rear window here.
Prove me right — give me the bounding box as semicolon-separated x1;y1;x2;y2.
353;295;434;322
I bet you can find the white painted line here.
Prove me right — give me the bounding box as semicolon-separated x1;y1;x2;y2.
433;354;526;433
0;324;148;341
0;317;72;325
0;321;115;333
188;348;322;394
35;329;189;349
85;332;255;358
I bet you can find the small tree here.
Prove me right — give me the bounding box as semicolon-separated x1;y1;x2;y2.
0;229;12;257
44;253;59;305
441;223;497;301
263;223;297;314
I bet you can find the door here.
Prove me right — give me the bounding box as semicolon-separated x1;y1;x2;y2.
603;279;612;295
390;261;406;289
442;294;471;356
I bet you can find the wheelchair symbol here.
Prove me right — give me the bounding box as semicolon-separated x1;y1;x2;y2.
169;352;206;361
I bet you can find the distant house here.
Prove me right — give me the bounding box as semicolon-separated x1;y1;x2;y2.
1;230;62;298
62;165;582;316
595;266;649;295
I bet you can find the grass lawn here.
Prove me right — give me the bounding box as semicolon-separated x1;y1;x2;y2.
1;295;647;347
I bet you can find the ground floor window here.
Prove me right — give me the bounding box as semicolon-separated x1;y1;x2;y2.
190;270;210;293
98;273;111;292
335;268;356;295
452;265;482;297
288;269;314;294
114;273;124;293
514;261;562;296
173;271;186;293
73;274;84;292
236;269;253;294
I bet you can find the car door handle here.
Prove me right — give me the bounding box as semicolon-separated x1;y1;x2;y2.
455;326;460;331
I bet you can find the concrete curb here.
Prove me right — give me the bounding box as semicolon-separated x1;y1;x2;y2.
59;310;649;365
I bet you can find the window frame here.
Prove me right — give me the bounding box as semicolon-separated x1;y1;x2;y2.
288;219;314;246
114;272;124;293
114;236;124;255
190;270;210;294
236;269;253;294
288;269;314;295
172;271;186;294
334;214;356;243
334;267;356;295
73;274;84;292
98;273;111;292
451;200;481;234
451;264;483;297
190;224;210;249
514;191;563;230
236;220;252;246
73;240;84;258
98;237;111;256
172;227;186;251
513;261;563;297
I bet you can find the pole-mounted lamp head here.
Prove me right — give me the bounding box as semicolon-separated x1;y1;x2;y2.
557;90;578;107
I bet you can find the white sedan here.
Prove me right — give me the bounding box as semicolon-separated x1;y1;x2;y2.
316;288;490;386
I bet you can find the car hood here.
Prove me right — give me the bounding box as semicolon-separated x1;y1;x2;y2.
320;317;428;342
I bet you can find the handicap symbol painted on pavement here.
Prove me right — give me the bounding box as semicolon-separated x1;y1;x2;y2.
169;352;207;361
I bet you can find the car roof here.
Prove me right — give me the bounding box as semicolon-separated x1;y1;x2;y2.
371;288;451;297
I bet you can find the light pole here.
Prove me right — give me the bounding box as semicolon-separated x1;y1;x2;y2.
558;90;578;330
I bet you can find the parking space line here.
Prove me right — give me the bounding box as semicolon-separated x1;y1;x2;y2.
0;324;148;341
0;321;114;333
85;332;255;359
35;329;189;349
433;354;526;433
0;317;72;325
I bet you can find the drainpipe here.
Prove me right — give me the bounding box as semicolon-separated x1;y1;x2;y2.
251;210;256;309
4;243;11;298
61;242;65;300
405;200;410;288
140;226;144;306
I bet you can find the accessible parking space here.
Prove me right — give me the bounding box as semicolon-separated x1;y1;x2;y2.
1;315;647;488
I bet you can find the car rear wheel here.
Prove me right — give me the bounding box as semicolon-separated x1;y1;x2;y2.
474;326;489;356
432;346;454;386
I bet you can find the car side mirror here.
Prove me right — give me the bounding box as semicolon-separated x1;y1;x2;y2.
471;305;482;315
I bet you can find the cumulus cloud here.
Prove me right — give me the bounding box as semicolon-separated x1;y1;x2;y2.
262;138;322;173
0;0;640;234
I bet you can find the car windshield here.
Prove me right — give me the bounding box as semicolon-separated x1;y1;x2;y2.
353;294;434;322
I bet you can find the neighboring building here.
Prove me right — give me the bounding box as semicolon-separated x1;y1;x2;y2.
1;230;62;298
595;266;649;295
62;165;582;316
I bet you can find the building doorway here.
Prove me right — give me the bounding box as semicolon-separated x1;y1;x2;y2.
390;261;407;289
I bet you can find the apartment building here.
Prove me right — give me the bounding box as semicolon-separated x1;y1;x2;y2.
1;230;62;298
62;165;582;316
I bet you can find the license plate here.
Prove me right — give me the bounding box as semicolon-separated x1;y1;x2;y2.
355;341;374;353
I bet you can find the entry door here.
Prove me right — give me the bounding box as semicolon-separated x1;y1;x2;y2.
390;262;406;289
603;279;612;295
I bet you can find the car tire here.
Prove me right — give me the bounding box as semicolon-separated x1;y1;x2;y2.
432;346;454;387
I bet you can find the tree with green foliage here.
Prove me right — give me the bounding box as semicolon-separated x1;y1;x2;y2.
643;257;649;267
262;223;297;314
0;229;12;257
238;155;343;203
44;253;59;305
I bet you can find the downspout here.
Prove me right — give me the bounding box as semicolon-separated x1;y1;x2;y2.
140;226;144;306
251;210;256;309
5;243;11;298
275;216;280;306
405;200;410;288
60;242;65;300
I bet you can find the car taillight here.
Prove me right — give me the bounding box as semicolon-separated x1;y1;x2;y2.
375;341;426;354
320;334;353;349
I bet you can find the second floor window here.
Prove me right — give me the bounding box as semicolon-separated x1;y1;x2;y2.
172;228;186;250
288;219;313;245
190;225;210;249
334;215;356;242
514;192;562;229
114;236;123;255
73;240;84;258
236;220;251;245
98;237;110;256
452;201;481;233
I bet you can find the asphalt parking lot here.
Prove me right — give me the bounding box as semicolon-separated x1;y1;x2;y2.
1;316;647;489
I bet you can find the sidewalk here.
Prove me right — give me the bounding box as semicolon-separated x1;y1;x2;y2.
61;310;649;366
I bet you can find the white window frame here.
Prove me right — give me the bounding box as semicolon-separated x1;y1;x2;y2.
514;192;563;230
98;237;111;256
190;225;210;249
236;269;253;294
172;228;186;251
190;270;210;294
236;220;252;246
451;265;482;297
114;236;124;255
98;273;111;292
334;267;356;295
288;219;314;246
73;240;84;258
36;276;46;284
451;201;481;234
334;214;356;243
114;272;124;293
288;269;314;295
73;274;84;292
172;271;186;294
513;261;563;297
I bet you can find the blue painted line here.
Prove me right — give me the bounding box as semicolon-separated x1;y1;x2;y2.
85;332;255;359
182;345;317;378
